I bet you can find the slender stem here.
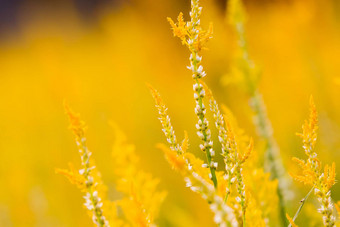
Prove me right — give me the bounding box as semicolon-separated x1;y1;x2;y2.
235;19;288;225
288;187;313;227
192;51;218;188
224;177;231;203
82;142;106;227
235;167;246;227
196;89;218;188
89;187;105;227
251;91;287;226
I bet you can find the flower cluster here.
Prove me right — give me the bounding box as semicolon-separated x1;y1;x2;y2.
243;167;279;226
224;0;290;224
149;82;237;225
111;122;167;226
56;163;86;189
150;84;280;226
290;97;336;226
204;82;252;223
157;144;238;227
63;103;109;227
149;0;283;226
167;1;213;52
58;105;166;227
168;0;217;188
148;84;181;154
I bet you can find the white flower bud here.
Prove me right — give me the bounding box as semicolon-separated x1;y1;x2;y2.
231;177;236;183
197;65;203;74
236;196;241;203
199;144;205;151
213;162;218;169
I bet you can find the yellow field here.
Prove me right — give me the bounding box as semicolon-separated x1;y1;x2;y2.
0;0;339;226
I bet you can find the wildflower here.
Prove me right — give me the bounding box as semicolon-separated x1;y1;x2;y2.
147;84;181;154
167;0;217;188
157;143;237;227
296;96;318;158
243;168;279;226
55;163;86;189
225;0;289;224
203;82;251;223
59;105;166;226
63;103;109;227
167;2;213;52
149;82;239;225
167;12;188;45
110;122;167;226
151;0;288;226
291;97;336;226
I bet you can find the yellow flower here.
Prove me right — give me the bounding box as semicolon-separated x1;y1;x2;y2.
158;144;238;226
62;103;109;227
168;0;218;188
203;81;253;225
64;101;87;139
147;84;181;154
55;163;86;190
111;123;167;226
224;0;289;223
167;12;188;45
296;96;318;157
167;4;213;52
291;97;336;226
60;107;166;227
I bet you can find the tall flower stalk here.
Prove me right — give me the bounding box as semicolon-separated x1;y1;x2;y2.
58;105;166;226
290;97;336;226
155;1;254;225
149;84;238;226
147;84;181;154
63;103;109;227
159;143;238;227
111;122;167;226
167;0;217;188
225;0;289;225
204;83;251;226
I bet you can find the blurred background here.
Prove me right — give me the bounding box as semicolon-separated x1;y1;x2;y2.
0;0;340;226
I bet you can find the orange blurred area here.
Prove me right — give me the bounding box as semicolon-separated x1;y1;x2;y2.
0;0;340;226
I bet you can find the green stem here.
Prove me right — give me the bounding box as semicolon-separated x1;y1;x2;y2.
82;141;105;227
288;187;313;227
224;176;231;203
236;167;246;227
196;77;218;188
89;187;105;227
192;51;218;188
